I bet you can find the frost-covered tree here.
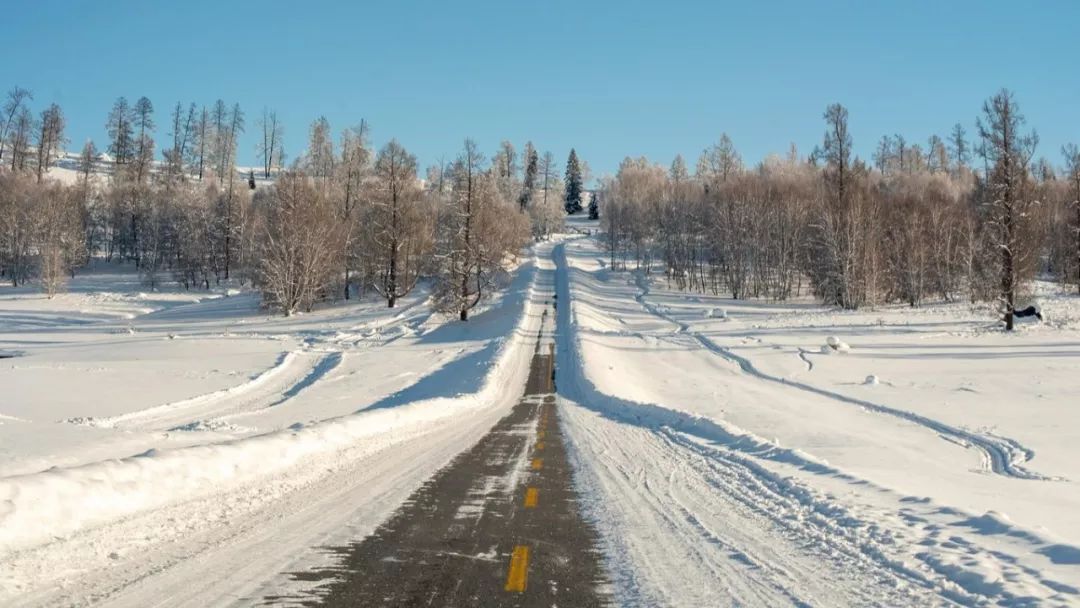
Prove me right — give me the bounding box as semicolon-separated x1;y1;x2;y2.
696;134;742;185
434;139;529;320
369;140;432;307
539;151;558;208
519;141;538;212
305;116;335;179
37;183;85;297
257;171;343;315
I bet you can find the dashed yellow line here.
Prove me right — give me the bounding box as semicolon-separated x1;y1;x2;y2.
537;430;545;439
535;441;545;451
504;545;530;592
531;458;543;470
524;487;539;508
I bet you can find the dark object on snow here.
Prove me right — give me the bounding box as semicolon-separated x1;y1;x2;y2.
1014;305;1043;321
248;170;256;190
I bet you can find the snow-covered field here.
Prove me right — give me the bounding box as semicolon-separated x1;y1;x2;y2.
1;250;546;605
555;232;1080;606
3;226;1080;607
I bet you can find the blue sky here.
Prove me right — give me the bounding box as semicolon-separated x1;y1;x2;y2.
4;0;1079;178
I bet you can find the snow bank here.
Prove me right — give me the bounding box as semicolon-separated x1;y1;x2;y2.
0;258;539;556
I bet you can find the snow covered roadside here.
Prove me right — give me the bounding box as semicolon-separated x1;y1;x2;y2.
553;237;1080;606
0;247;546;605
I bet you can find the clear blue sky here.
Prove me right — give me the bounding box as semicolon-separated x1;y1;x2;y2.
4;0;1079;178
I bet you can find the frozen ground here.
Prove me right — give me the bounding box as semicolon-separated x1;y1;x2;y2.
3;225;1080;607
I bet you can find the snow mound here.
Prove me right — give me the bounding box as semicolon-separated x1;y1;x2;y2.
704;308;728;319
823;336;851;353
864;375;880;386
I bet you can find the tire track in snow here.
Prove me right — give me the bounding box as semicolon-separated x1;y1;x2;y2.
69;349;345;433
630;272;1057;482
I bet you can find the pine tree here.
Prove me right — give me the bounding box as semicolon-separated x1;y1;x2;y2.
564;148;583;214
587;190;599;220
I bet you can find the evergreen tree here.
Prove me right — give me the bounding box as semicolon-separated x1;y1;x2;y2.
564;148;583;214
587;190;599;220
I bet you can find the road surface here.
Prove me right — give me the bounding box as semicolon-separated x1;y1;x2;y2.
274;305;608;607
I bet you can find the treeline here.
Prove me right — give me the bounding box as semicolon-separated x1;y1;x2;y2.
600;89;1080;330
0;86;575;318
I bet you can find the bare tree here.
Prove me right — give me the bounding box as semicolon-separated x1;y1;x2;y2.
977;89;1039;330
370;140;432;307
35;103;67;182
0;171;36;285
0;86;32;166
257;108;283;179
949;123;970;173
106;97;134;166
1062;143;1080;294
810;103;879;309
6;105;34;171
192;106;209;180
434;139;529;320
337;120;369;299
37;183;85;297
166;102;196;176
697;133;743;184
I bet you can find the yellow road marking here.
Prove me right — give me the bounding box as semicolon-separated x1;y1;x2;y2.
537;430;545;439
524;487;539;508
505;545;530;592
535;441;545;451
531;458;543;470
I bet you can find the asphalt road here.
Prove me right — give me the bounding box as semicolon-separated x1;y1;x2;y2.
279;306;607;607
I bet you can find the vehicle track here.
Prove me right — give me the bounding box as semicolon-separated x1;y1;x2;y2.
86;349;344;433
630;273;1056;481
